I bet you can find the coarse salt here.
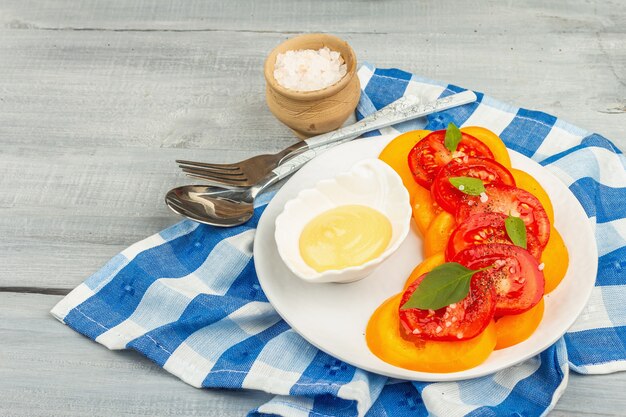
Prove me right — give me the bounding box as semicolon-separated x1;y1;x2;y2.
273;47;347;92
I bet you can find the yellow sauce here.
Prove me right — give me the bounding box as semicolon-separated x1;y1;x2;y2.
299;205;392;272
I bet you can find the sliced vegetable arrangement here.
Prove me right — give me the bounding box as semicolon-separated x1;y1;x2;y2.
367;125;570;373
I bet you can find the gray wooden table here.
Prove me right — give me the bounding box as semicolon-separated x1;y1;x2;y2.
1;1;624;416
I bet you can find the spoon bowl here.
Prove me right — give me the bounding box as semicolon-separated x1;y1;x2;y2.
165;185;256;227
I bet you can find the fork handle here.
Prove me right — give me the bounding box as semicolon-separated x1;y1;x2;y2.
304;90;477;149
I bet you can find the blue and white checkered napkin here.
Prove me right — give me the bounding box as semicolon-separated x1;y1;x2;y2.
51;63;626;416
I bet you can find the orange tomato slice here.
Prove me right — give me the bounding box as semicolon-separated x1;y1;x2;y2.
510;168;555;225
378;130;431;199
411;184;442;236
403;252;445;290
423;211;456;258
541;227;569;293
495;298;544;350
366;294;497;373
461;126;511;169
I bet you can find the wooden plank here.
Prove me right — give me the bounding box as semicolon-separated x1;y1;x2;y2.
0;292;273;417
1;0;624;35
0;29;294;151
2;292;626;416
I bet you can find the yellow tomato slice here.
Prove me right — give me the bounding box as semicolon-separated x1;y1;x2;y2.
403;252;445;291
541;227;569;293
423;211;456;258
461;126;511;169
366;294;497;373
495;298;544;350
411;184;441;236
510;168;555;225
378;130;432;200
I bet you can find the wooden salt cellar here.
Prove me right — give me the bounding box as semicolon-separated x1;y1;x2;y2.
264;33;360;139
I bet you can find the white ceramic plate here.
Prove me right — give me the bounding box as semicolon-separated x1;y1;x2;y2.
253;134;597;381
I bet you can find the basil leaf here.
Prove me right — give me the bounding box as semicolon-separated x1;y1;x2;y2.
449;176;486;196
400;262;492;311
444;122;462;153
505;215;527;249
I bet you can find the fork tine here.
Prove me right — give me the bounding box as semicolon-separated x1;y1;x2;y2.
176;159;240;171
182;169;249;184
181;166;247;179
183;173;250;187
177;163;245;176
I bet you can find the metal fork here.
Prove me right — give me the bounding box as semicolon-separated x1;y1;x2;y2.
177;90;477;187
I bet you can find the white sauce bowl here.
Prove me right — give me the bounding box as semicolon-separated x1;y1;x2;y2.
274;158;412;283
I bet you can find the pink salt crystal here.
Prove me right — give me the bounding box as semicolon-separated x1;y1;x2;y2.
274;47;347;92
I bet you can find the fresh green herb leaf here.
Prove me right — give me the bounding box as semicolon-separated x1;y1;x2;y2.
449;176;486;196
444;122;462;153
400;262;492;311
505;215;527;249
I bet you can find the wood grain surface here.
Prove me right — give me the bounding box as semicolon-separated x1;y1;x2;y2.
1;0;624;416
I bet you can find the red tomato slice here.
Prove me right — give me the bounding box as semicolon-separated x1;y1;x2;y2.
432;158;516;213
399;272;496;341
445;213;543;261
453;244;545;316
456;184;551;248
408;130;494;188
